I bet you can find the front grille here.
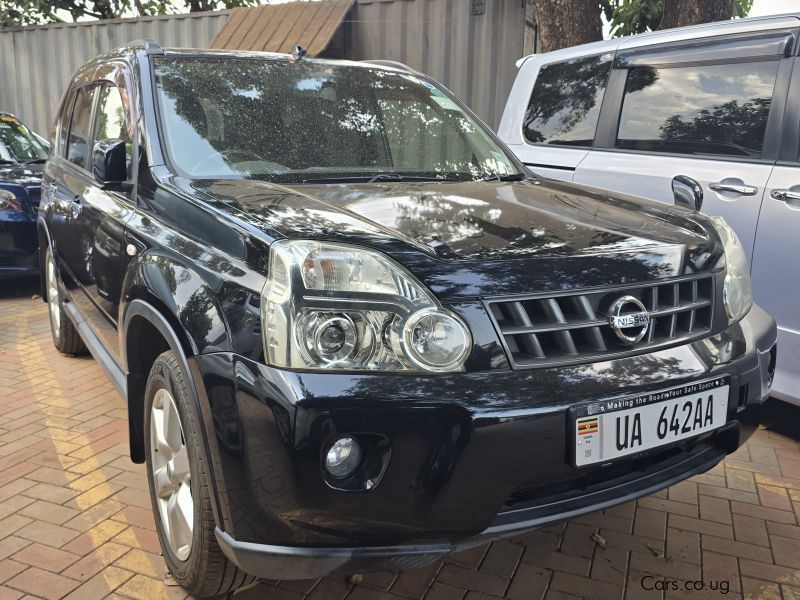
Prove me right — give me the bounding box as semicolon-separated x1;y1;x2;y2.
486;274;715;369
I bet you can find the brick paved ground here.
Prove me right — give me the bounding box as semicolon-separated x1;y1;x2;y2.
0;278;798;600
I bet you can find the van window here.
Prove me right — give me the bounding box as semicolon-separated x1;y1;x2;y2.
523;54;613;147
66;87;96;170
617;61;779;158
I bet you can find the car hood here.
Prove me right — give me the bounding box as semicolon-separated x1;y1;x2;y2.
188;177;721;298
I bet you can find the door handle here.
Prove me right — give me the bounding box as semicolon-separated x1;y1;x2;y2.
708;181;758;196
770;189;800;201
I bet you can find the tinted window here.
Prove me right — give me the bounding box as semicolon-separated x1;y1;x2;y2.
0;115;47;162
94;85;132;177
523;54;613;147
617;61;779;158
57;91;74;158
66;87;96;169
152;57;519;182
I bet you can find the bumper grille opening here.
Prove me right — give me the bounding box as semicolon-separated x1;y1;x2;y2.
487;274;715;369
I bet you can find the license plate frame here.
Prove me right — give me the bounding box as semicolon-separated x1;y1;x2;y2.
570;376;731;468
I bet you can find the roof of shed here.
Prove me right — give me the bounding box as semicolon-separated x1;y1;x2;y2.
210;0;353;56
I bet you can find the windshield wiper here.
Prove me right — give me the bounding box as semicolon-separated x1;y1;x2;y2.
23;158;46;165
301;174;458;184
475;173;526;183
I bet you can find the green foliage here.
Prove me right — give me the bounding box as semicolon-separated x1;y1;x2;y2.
600;0;754;37
0;0;259;28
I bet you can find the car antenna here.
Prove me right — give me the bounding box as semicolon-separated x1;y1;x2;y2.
292;45;308;61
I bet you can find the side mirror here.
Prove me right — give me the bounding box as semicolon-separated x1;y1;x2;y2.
93;139;127;184
672;175;703;212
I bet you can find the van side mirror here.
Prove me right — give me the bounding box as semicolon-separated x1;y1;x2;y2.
672;175;703;212
93;139;127;184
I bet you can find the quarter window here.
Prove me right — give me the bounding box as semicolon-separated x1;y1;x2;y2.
523;54;613;147
66;87;96;169
617;61;780;158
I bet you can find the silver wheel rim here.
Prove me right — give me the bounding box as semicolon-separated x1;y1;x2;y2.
150;388;193;561
46;252;61;339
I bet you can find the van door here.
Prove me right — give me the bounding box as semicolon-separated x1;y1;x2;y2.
573;30;796;262
498;50;616;181
754;164;800;403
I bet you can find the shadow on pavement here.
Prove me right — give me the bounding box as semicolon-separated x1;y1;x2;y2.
763;398;800;442
0;275;40;300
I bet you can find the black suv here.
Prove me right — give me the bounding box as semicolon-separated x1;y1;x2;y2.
41;41;777;597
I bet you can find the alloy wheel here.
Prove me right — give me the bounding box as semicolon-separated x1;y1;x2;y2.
150;388;193;561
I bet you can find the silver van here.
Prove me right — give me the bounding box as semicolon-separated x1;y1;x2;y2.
499;15;800;406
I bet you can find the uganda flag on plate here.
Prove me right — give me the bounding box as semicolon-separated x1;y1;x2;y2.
577;417;599;436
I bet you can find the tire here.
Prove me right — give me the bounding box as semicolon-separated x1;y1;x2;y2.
144;350;252;598
45;247;85;356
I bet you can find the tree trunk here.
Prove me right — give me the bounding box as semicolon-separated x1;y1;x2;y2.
660;0;734;30
528;0;602;53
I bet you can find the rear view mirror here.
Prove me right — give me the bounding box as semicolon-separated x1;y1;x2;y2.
93;139;127;184
672;175;703;212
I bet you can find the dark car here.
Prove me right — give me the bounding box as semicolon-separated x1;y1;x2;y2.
0;112;47;278
40;41;777;597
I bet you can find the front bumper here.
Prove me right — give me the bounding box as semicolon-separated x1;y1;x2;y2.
193;304;777;580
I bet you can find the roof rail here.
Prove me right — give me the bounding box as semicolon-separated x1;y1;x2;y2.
128;39;164;55
361;59;418;74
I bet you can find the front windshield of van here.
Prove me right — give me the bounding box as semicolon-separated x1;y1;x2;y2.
152;56;521;183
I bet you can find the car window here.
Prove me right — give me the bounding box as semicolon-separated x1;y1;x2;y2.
0;115;47;163
616;61;780;158
152;57;520;182
94;84;133;177
57;91;74;158
523;54;613;147
66;87;96;169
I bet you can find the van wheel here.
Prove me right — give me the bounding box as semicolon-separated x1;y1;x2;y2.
45;247;85;355
144;351;252;597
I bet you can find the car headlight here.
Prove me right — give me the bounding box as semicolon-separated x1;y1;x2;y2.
710;216;752;323
0;189;20;211
261;240;472;372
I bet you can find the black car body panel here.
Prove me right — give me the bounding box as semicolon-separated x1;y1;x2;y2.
39;43;778;582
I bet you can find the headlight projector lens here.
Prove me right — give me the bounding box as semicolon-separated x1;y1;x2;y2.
325;437;362;479
403;309;471;371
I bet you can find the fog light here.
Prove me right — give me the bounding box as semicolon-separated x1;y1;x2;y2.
324;437;362;479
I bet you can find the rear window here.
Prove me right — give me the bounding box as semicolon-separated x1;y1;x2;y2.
523;54;613;147
616;61;779;158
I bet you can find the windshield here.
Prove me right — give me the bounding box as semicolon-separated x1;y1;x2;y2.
0;115;48;163
153;57;520;182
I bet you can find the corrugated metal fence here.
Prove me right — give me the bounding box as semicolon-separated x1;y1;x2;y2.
347;0;527;129
0;1;528;136
0;11;228;135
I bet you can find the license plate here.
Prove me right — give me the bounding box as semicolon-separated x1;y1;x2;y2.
572;377;729;467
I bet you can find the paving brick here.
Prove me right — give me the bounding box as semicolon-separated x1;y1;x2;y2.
697;494;731;525
18;500;80;525
732;513;770;546
6;567;79;600
12;543;79;573
700;534;772;563
436;564;506;597
741;577;781;600
636;497;698;518
506;563;549;600
739;559;800;586
629;551;700;582
667;514;733;539
15;520;79;548
731;500;797;524
665;527;700;565
701;551;739;592
549;572;623;600
769;534;800;568
634;507;667;541
479;541;522;578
